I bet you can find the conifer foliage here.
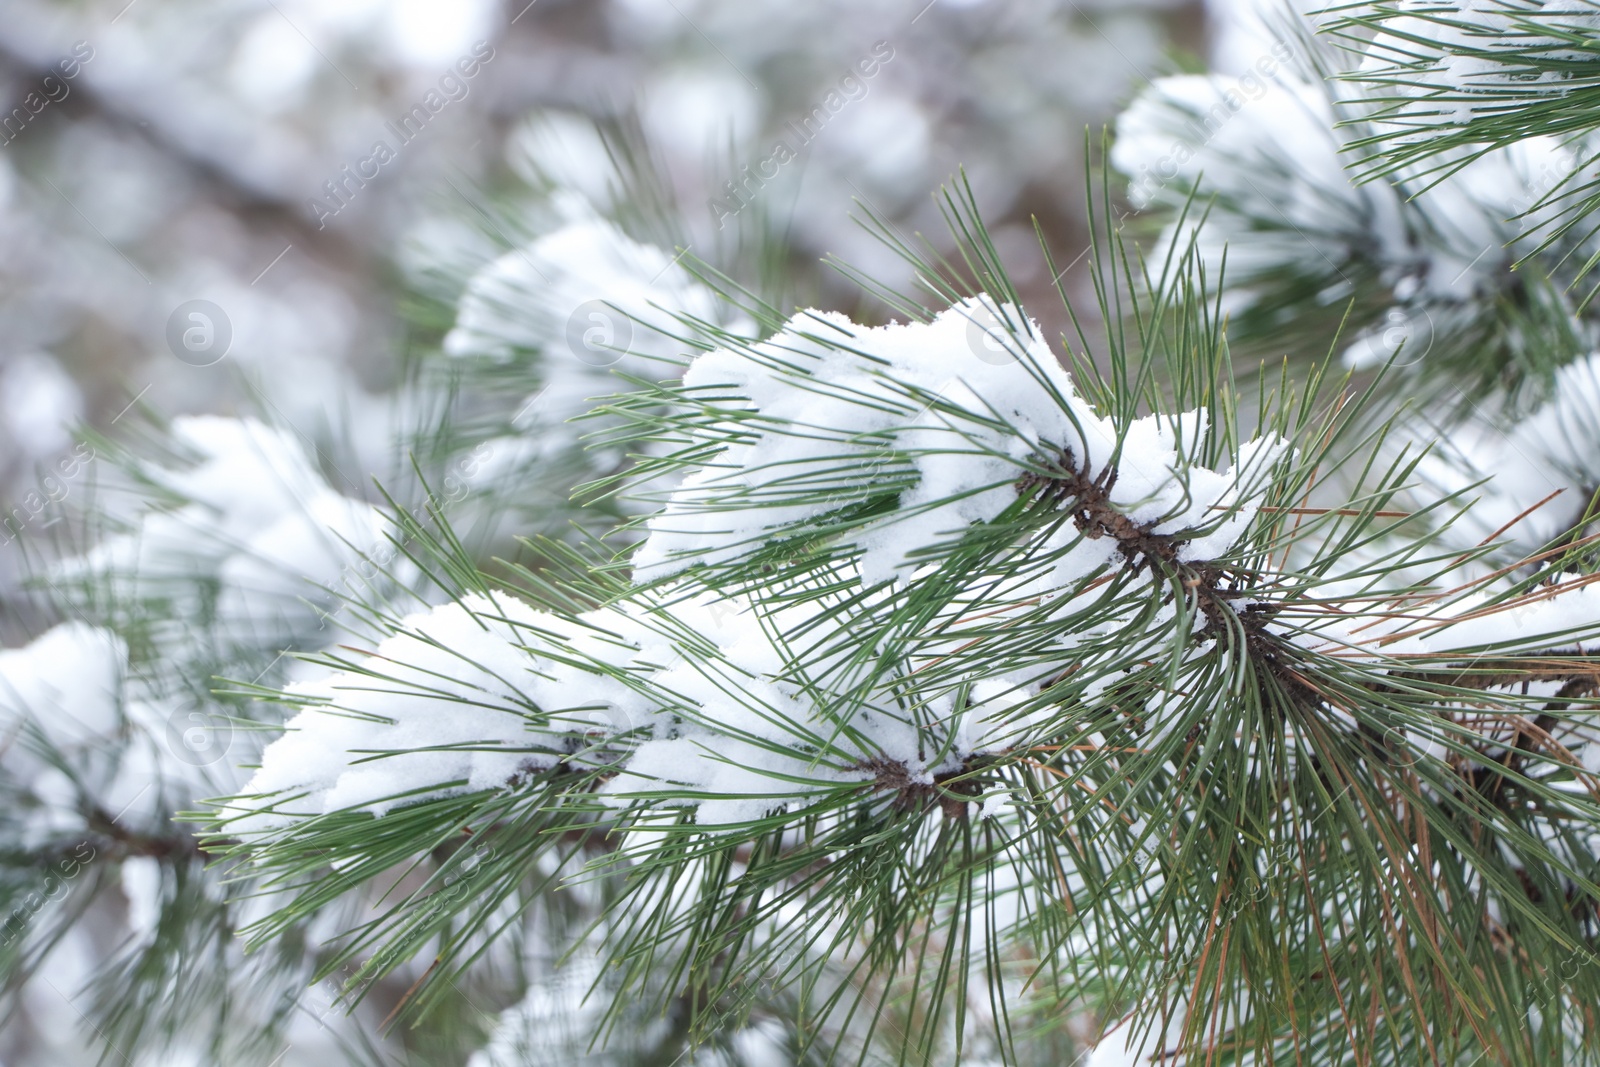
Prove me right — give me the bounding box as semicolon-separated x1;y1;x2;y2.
9;3;1600;1065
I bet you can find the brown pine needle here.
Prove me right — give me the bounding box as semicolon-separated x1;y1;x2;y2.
1214;505;1412;517
381;955;440;1031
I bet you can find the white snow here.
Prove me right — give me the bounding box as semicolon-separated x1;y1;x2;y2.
1111;71;1409;288
440;211;751;523
0;623;125;781
227;576;1076;831
120;855;165;943
1408;351;1600;558
506;112;621;209
1296;578;1600;662
233;588;858;830
235;593;596;826
1112;55;1600;375
636;297;1286;588
230;296;1302;833
0;352;84;457
54;416;401;655
1361;0;1600;127
444;213;723;367
0;617;259;841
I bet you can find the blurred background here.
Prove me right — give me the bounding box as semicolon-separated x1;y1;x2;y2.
0;0;1300;619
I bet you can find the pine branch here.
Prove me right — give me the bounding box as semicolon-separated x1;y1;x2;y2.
200;187;1600;1066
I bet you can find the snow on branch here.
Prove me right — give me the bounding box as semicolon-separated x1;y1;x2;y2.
635;297;1286;587
220;286;1600;851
